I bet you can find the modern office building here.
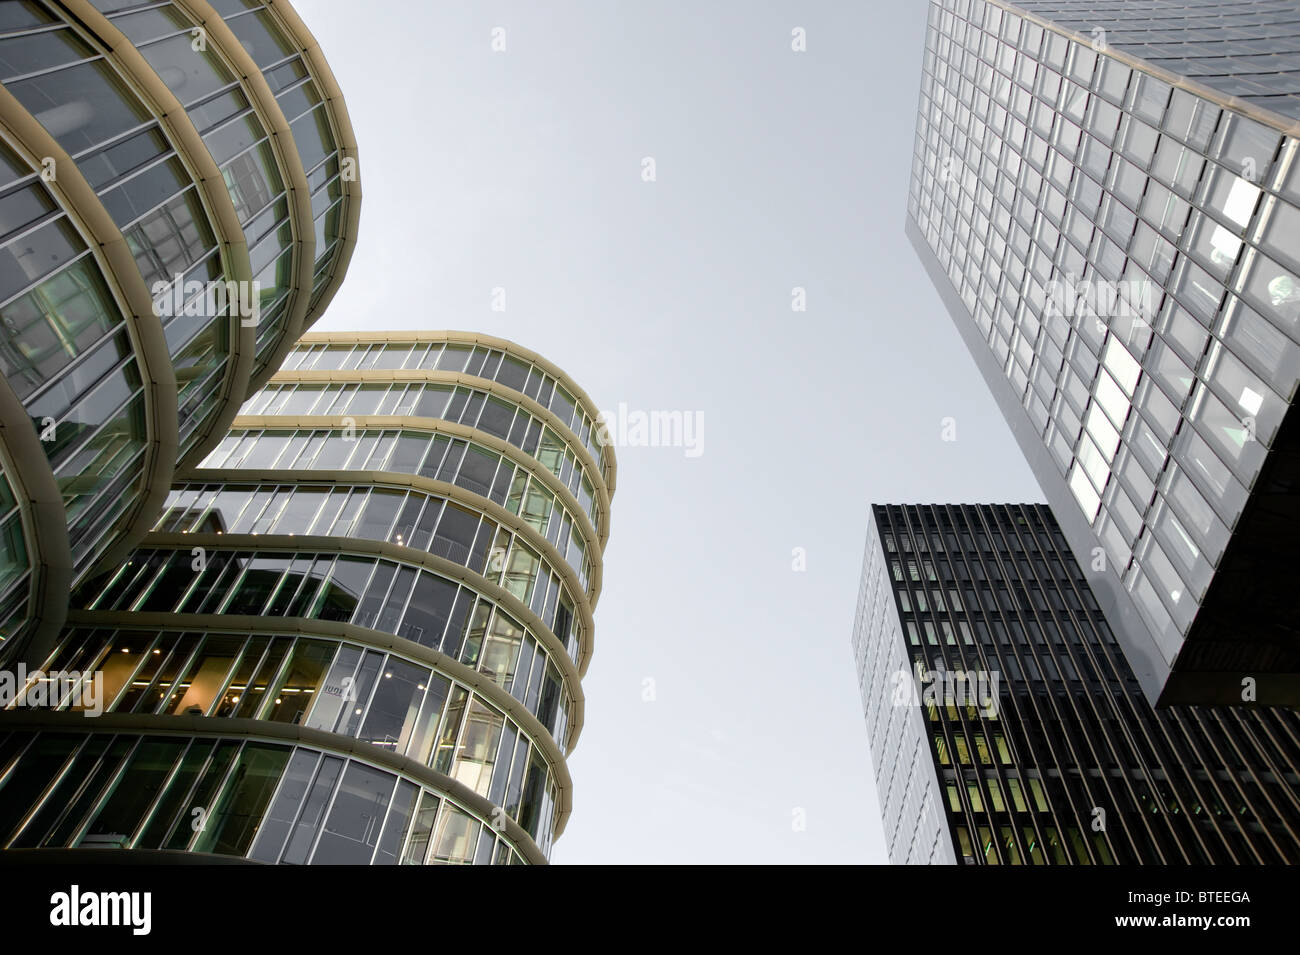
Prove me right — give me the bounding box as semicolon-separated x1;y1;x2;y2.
0;332;617;865
854;502;1300;865
0;0;360;666
906;0;1300;705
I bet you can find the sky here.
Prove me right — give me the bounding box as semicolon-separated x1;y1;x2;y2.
293;0;1045;864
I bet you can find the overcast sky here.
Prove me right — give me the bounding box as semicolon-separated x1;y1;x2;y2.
293;0;1044;864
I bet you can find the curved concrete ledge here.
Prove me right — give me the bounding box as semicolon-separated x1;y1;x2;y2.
266;366;613;545
187;464;605;614
229;413;606;611
178;0;316;396
140;530;587;733
0;377;71;667
60;0;256;479
296;330;618;497
182;462;599;626
263;0;362;339
0;709;547;863
63;606;578;832
0;83;178;597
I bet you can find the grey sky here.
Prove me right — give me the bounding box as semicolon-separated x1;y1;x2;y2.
294;0;1044;863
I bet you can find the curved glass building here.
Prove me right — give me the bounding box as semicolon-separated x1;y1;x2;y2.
0;0;360;663
0;332;617;865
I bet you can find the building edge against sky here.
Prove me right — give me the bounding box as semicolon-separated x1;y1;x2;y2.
0;0;360;669
907;0;1300;706
0;332;617;865
0;0;626;867
854;503;1300;865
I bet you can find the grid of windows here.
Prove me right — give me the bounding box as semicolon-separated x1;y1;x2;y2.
85;0;353;374
1013;1;1300;121
0;0;361;670
0;10;238;458
0;135;157;580
150;480;584;655
909;0;1300;671
200;426;595;587
47;329;613;863
853;515;956;865
14;625;565;849
155;479;591;611
284;339;613;485
0;730;529;864
95;0;300;376
865;503;1300;864
203;0;351;314
37;624;565;748
78;546;579;734
241;378;601;527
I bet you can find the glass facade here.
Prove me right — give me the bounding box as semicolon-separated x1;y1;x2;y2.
1011;1;1300;121
204;0;351;320
199;428;595;592
282;338;615;492
907;0;1300;702
78;549;579;739
854;513;955;864
10;624;565;851
0;0;359;661
153;480;590;625
0;461;29;641
87;0;356;378
856;503;1300;864
0;133;151;581
239;378;603;531
4;8;235;460
0;729;528;863
2;333;614;865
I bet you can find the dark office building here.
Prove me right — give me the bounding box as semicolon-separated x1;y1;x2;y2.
907;0;1300;704
853;503;1300;864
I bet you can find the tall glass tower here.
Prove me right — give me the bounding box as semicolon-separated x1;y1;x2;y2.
0;333;616;865
906;0;1300;704
0;0;360;665
854;502;1300;865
